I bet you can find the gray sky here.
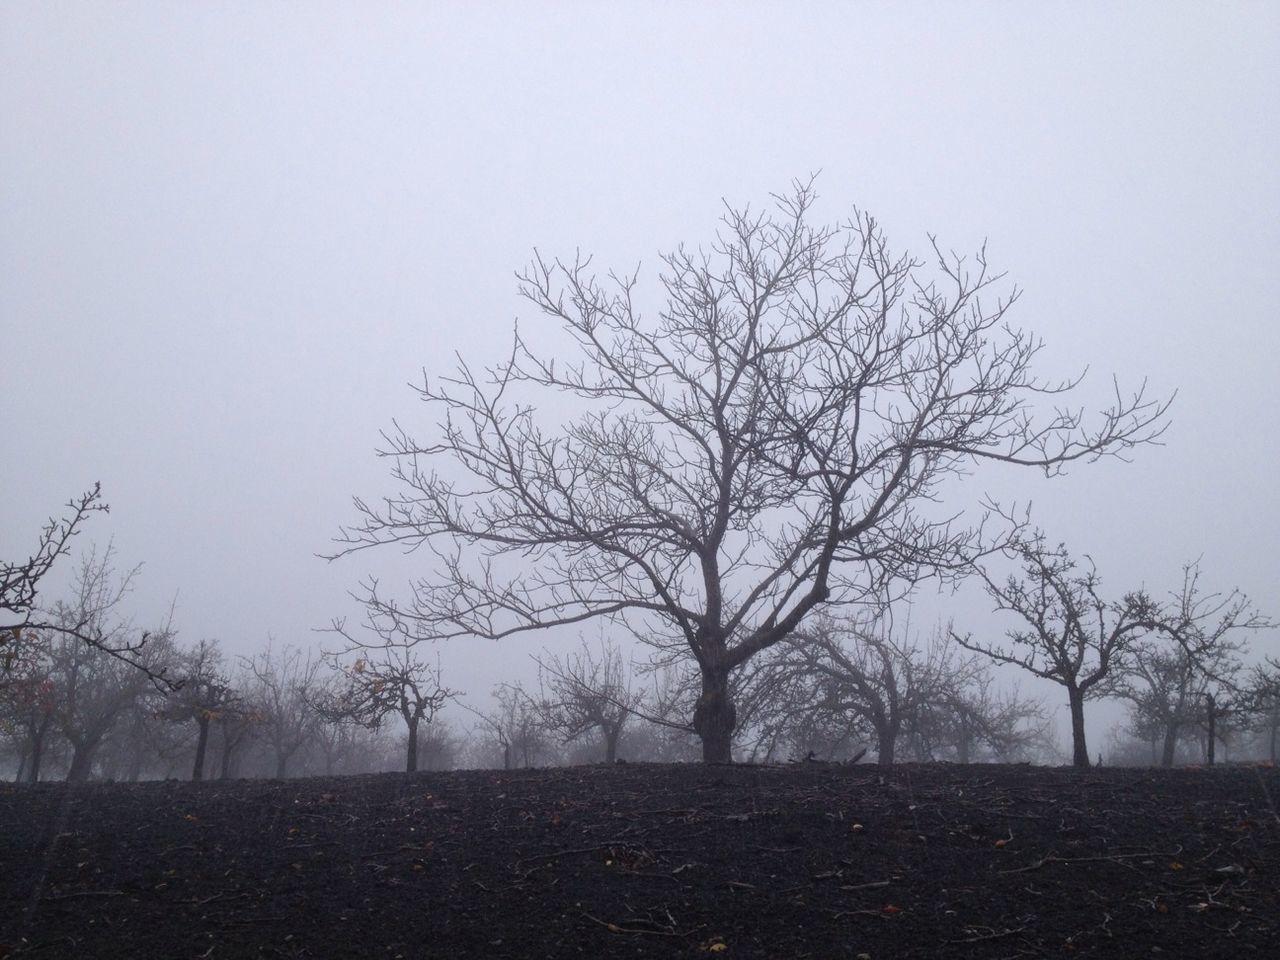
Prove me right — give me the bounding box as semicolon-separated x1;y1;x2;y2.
3;2;1278;752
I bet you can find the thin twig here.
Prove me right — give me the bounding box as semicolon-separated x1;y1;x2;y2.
1001;846;1182;875
946;925;1028;944
581;913;690;938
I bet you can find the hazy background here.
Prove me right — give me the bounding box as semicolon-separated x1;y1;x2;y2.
3;1;1277;754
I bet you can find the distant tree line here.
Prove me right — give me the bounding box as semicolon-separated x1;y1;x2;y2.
2;526;1277;782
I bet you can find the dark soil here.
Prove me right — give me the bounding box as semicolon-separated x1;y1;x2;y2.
2;763;1278;958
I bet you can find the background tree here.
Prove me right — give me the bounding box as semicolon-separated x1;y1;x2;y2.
758;615;913;766
531;639;640;762
912;666;1048;763
414;719;462;771
44;548;176;781
160;639;238;781
212;690;257;780
316;642;455;774
1245;658;1280;763
0;627;59;781
49;631;174;782
243;641;321;779
960;546;1268;768
956;535;1166;768
335;181;1168;762
468;684;549;770
1110;636;1244;767
752;609;988;766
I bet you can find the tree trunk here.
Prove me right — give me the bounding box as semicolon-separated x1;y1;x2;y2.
956;713;971;764
693;667;736;764
67;741;98;783
25;716;52;783
1206;694;1217;767
406;718;420;774
219;734;234;780
1270;720;1277;764
603;724;621;763
1067;687;1089;769
192;716;210;782
26;736;44;784
275;754;288;779
875;718;897;767
1160;722;1179;768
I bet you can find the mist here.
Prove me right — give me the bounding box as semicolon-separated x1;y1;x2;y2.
3;2;1278;764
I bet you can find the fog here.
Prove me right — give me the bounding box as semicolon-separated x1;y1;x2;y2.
3;2;1278;759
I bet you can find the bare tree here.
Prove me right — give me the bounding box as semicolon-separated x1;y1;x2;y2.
243;641;321;779
467;684;550;770
213;700;257;780
1245;658;1280;763
753;610;975;766
1114;563;1269;766
1111;637;1244;767
955;536;1167;768
43;548;176;781
334;181;1169;762
531;639;641;762
960;546;1268;768
2;489;166;685
315;644;455;773
2;484;106;634
160;639;238;781
0;627;58;781
925;671;1049;764
309;699;392;776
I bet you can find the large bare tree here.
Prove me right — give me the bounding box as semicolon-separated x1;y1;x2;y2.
335;181;1168;762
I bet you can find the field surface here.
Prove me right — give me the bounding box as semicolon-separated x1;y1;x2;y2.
2;763;1278;958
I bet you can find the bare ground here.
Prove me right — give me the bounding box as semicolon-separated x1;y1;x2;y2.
2;762;1278;958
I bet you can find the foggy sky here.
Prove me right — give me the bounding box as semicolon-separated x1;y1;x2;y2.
3;2;1277;755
